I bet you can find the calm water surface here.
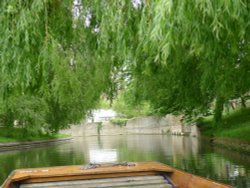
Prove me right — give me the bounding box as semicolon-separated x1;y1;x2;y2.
0;135;250;187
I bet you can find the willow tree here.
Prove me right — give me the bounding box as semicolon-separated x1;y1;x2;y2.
0;0;249;133
135;0;250;122
0;0;114;133
144;0;250;122
86;0;250;123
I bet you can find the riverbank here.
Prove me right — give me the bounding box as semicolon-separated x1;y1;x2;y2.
0;127;69;143
0;137;73;152
0;127;72;151
61;115;199;137
198;108;250;143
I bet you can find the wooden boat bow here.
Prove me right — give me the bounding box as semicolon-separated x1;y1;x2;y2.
2;162;233;188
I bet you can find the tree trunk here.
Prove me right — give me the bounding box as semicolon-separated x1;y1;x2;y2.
241;97;247;108
230;101;236;110
214;96;225;125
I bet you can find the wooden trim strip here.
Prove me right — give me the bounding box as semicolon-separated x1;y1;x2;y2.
169;166;233;188
22;171;159;184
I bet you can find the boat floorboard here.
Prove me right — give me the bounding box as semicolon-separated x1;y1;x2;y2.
20;175;173;188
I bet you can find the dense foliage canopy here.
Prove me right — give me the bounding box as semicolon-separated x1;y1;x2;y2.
0;0;249;133
100;0;250;122
0;0;113;133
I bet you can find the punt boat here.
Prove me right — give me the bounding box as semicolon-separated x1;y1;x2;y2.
2;162;232;188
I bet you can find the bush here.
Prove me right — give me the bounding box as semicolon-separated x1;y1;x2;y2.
110;118;128;127
0;127;69;142
1;95;49;135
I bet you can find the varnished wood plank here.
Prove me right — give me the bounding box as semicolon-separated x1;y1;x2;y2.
21;179;169;188
22;171;158;183
108;185;172;188
14;162;172;179
20;175;165;187
21;184;172;188
22;184;172;188
169;167;232;188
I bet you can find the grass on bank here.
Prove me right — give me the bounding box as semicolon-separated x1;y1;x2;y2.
0;127;69;143
198;108;250;143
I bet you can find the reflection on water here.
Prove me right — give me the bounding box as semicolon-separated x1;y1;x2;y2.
89;149;117;163
0;135;250;187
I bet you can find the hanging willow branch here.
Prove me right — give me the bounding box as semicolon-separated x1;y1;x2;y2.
0;0;249;131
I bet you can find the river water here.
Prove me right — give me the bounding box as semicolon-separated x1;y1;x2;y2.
0;135;250;187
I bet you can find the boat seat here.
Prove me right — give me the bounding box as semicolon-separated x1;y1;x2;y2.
20;175;175;188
